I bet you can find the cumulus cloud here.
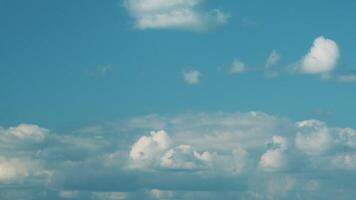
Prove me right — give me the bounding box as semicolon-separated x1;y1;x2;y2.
129;130;171;168
0;157;29;182
2;112;356;199
259;136;288;171
299;36;340;74
183;69;201;84
124;0;228;31
160;144;212;170
295;120;332;156
7;124;48;141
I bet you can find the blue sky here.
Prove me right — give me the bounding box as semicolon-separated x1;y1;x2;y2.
1;0;356;199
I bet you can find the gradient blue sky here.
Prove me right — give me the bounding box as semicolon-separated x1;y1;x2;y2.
1;1;356;199
1;0;356;131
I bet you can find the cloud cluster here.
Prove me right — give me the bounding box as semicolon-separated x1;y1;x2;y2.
1;112;356;199
124;0;228;31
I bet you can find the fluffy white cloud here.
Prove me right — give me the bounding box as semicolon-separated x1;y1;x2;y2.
229;59;247;74
337;127;356;148
124;0;228;31
129;130;171;167
183;70;201;84
0;157;29;182
299;36;340;74
295;120;332;156
7;124;48;141
2;112;356;199
160;144;212;169
259;136;288;171
259;149;286;171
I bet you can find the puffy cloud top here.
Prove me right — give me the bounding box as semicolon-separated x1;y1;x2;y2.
129;130;171;165
7;124;48;141
1;112;356;199
0;157;29;182
300;36;340;74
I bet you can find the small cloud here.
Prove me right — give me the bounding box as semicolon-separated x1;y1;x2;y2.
263;50;281;78
336;72;356;83
229;58;247;74
85;65;112;78
124;0;228;31
265;50;280;68
183;69;201;85
241;17;258;28
298;36;340;74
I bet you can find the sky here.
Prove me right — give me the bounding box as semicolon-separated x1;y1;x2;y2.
1;0;356;199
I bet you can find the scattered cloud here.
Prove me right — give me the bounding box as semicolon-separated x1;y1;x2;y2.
124;0;228;31
336;72;356;83
241;17;258;28
85;64;112;78
183;69;201;84
229;58;248;74
2;112;356;199
262;50;281;78
265;50;281;68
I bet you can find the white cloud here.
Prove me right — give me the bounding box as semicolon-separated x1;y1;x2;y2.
183;70;201;84
331;153;356;170
295;120;332;156
2;112;356;199
160;144;212;169
0;157;29;182
59;190;79;199
299;36;340;74
85;64;112;78
7;124;48;141
259;149;286;171
259;136;288;171
337;128;356;148
129;130;171;167
336;72;356;83
92;192;128;200
124;0;228;31
229;59;247;74
151;189;175;199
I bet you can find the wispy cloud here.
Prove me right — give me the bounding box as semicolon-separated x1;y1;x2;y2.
85;64;112;78
183;69;201;85
335;72;356;83
265;50;281;68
